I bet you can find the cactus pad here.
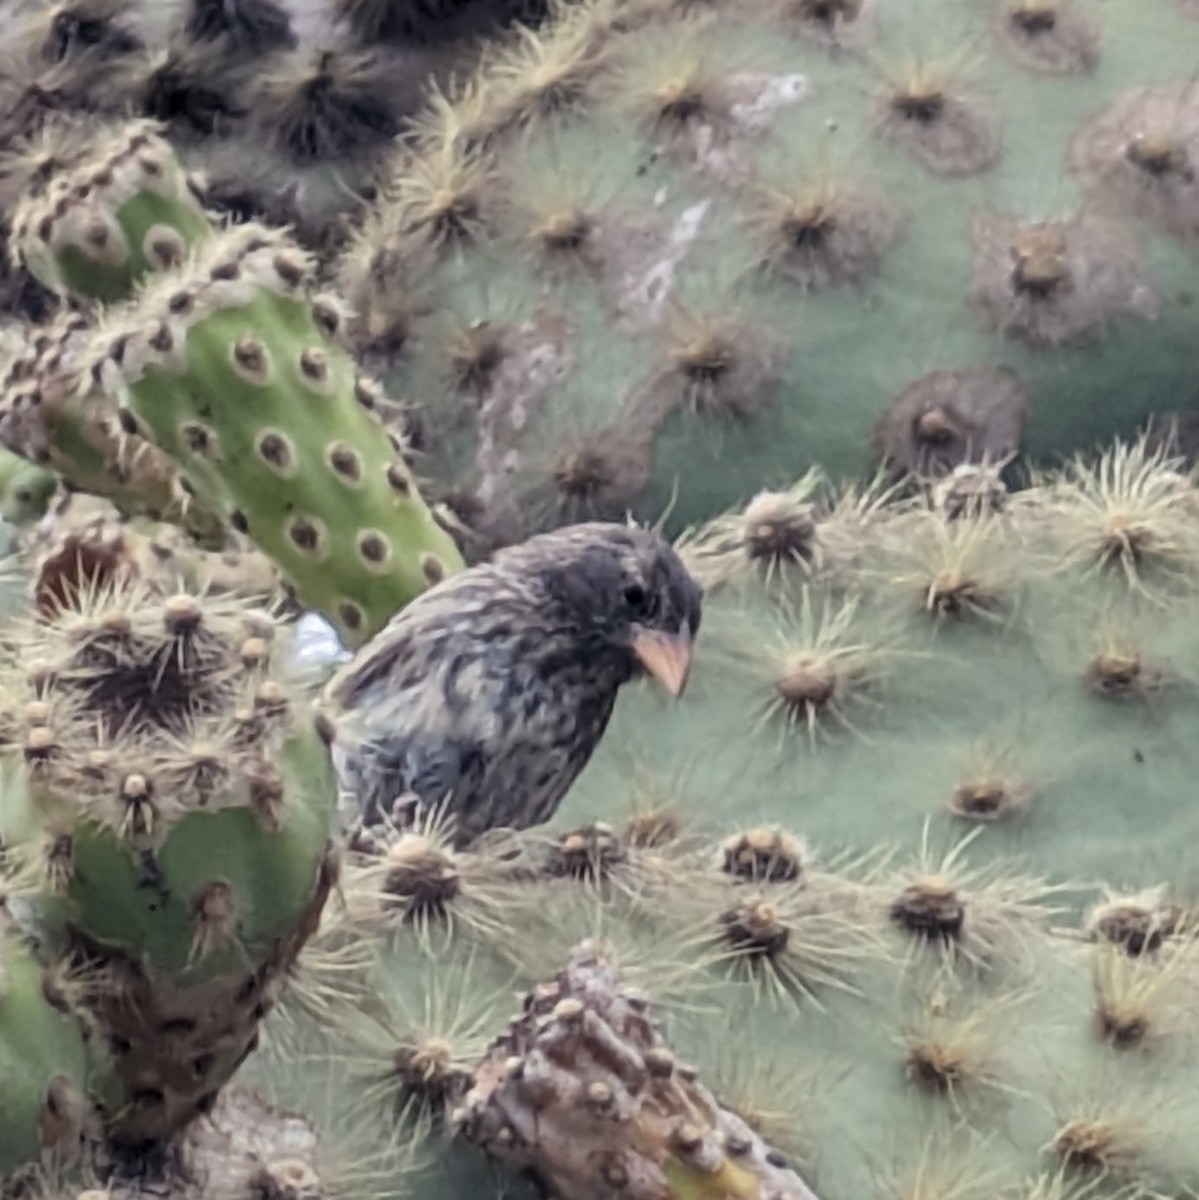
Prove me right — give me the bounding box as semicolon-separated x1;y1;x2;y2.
0;310;223;542
339;0;1199;538
23;491;281;617
0;910;94;1186
11;120;212;304
0;580;339;1143
86;221;463;643
555;441;1199;914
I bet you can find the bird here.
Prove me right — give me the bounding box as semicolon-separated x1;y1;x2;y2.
320;522;704;847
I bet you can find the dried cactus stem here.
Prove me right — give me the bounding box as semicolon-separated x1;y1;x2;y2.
456;942;822;1200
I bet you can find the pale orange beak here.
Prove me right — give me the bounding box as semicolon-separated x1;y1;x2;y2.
630;629;694;698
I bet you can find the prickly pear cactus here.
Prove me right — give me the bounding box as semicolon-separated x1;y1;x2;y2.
0;580;339;1144
79;219;464;644
338;0;1199;539
21;490;282;615
0;909;96;1188
259;756;1199;1200
0;0;558;265
0;123;232;543
2;120;468;642
555;442;1199;903
10;120;212;304
0;445;55;527
97;432;1189;1200
0;310;225;543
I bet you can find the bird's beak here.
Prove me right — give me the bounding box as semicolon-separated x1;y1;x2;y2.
630;629;694;698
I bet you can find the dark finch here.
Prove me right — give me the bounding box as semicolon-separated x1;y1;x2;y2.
322;522;704;846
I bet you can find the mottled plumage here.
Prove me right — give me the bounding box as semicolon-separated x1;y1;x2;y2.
322;523;703;846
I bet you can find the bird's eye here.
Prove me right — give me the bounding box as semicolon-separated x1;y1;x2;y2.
623;583;648;613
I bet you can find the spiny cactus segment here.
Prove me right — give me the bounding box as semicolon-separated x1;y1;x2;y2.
0;908;96;1188
10;121;212;304
335;0;1199;539
252;707;1199;1200
0;0;567;263
79;220;463;643
556;438;1199;913
0;579;339;1143
2;119;466;644
0;310;225;543
23;490;281;617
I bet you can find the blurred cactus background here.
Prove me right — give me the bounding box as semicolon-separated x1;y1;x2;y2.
1;0;1199;1199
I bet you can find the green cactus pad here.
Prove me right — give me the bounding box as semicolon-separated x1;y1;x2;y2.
0;312;224;544
0;445;55;526
88;222;463;644
338;0;1199;538
0;582;339;1144
10;120;212;304
0;912;94;1186
250;491;1199;1198
273;817;1199;1200
554;442;1199;918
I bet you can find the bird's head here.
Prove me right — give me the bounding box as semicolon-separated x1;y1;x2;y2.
517;523;704;697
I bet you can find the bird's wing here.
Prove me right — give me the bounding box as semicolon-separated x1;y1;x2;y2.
394;735;486;808
323;620;418;712
322;570;509;714
340;726;488;827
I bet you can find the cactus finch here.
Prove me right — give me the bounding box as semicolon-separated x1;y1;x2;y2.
321;523;703;846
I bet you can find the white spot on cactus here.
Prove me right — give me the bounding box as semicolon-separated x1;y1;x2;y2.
290;612;350;670
728;73;811;130
1129;285;1162;321
470;316;575;506
621;200;712;324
